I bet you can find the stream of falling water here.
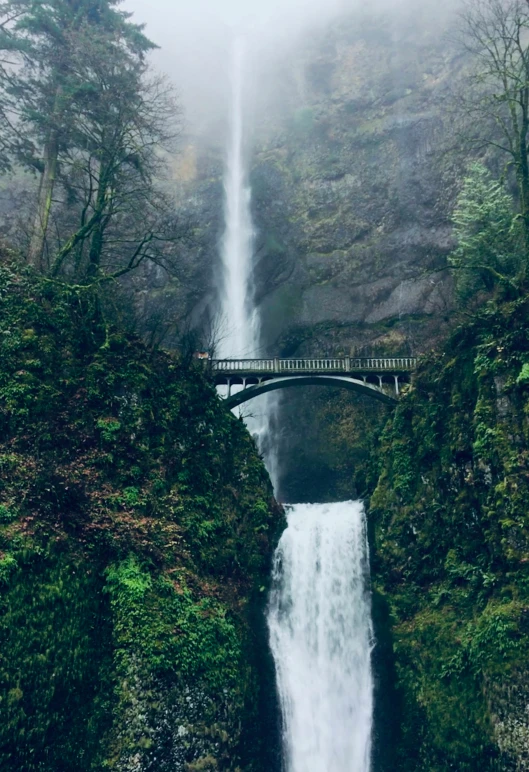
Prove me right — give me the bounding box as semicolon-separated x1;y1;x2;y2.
267;502;374;772
218;40;374;771
217;38;279;488
218;38;258;360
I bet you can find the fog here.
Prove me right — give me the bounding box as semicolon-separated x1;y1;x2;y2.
123;0;347;129
123;0;461;135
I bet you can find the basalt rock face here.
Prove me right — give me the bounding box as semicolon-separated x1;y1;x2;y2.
163;7;462;359
247;8;464;501
249;8;460;358
368;299;529;771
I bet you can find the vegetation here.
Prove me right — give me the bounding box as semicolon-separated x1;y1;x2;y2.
367;299;529;770
0;256;284;770
448;163;522;301
3;0;529;769
0;0;181;285
459;0;529;264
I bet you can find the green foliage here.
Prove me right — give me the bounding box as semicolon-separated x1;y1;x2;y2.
448;164;522;302
105;555;243;689
369;298;529;770
0;0;180;284
516;362;529;384
440;600;523;678
0;261;284;771
0;552;17;583
0;504;17;524
0;548;114;771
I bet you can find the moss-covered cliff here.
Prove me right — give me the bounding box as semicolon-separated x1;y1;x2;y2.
369;299;529;771
250;7;459;357
0;260;284;771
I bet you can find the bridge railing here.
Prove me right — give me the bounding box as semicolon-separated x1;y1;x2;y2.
211;357;417;373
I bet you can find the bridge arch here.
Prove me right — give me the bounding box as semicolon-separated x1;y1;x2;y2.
224;375;397;409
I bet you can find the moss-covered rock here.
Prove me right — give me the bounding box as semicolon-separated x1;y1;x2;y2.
369;299;529;771
0;260;285;771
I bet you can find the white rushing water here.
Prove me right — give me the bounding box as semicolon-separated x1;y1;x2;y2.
218;38;280;488
268;501;374;772
218;38;258;360
219;43;374;769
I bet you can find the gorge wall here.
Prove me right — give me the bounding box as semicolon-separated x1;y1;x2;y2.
368;298;529;771
148;4;463;361
0;258;284;772
140;4;468;501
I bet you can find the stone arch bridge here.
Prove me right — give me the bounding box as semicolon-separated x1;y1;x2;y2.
210;357;417;408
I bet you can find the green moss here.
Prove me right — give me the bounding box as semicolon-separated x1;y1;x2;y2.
105;555;243;689
369;298;529;770
0;548;114;771
0;259;285;771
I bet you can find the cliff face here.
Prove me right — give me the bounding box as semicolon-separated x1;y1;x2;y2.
250;8;460;357
0;260;284;772
149;8;466;503
158;6;462;360
368;299;529;771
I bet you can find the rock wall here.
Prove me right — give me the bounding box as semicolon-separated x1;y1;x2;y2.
157;5;464;360
0;259;284;771
250;7;460;356
368;299;529;771
151;7;466;501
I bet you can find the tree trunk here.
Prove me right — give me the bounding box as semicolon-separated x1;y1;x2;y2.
87;182;108;279
518;86;529;280
27;129;59;271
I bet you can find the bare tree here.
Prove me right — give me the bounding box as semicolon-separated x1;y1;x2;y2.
45;53;181;286
459;0;529;267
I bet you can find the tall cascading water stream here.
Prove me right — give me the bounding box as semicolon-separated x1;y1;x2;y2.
218;38;258;360
218;38;279;487
268;502;374;772
218;42;374;771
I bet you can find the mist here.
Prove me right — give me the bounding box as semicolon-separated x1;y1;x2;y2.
123;0;347;130
124;0;462;136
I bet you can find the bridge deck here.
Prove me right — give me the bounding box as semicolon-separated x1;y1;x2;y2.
211;356;417;377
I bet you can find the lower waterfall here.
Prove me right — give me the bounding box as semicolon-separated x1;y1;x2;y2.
267;501;374;772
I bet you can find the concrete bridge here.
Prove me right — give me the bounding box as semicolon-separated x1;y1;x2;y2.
211;357;417;408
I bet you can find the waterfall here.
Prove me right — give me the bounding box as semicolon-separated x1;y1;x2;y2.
218;38;279;489
218;38;258;360
218;43;374;770
267;501;374;772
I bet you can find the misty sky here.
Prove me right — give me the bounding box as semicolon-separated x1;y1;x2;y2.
124;0;348;42
123;0;352;128
123;0;460;134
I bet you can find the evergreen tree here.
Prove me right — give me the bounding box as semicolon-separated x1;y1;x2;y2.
449;164;523;301
0;0;157;270
460;0;529;269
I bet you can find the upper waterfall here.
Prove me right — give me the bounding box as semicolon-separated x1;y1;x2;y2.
217;38;280;490
218;38;258;359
